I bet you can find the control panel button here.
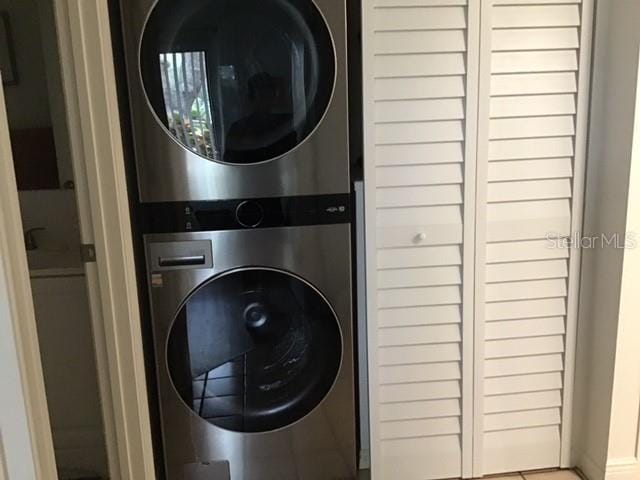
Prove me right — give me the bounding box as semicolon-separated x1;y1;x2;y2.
235;201;264;228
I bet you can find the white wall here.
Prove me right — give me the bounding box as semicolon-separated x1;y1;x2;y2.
604;32;640;479
0;240;38;480
572;1;640;479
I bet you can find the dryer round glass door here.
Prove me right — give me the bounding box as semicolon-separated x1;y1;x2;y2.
140;0;335;165
166;268;342;433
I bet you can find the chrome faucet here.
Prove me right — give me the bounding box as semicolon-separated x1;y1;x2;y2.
24;227;45;251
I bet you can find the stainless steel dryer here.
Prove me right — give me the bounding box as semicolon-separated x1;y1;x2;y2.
120;0;350;202
144;211;356;479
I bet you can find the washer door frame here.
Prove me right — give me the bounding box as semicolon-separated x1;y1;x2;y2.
164;266;344;434
139;0;337;166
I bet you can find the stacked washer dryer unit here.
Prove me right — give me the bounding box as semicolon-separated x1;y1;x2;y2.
120;0;355;478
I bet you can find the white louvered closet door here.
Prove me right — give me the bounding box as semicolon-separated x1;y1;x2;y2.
475;0;593;475
363;0;593;478
363;1;479;479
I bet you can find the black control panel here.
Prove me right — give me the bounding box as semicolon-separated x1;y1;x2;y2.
141;194;352;233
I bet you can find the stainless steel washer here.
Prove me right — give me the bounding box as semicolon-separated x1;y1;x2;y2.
120;0;350;202
144;223;356;479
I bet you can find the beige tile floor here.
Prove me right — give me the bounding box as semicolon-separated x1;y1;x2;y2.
357;469;581;480
488;469;582;480
484;470;582;480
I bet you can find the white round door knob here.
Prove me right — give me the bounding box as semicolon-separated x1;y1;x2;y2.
414;232;427;243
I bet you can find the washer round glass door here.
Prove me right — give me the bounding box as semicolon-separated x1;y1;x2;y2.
140;0;335;164
166;268;342;433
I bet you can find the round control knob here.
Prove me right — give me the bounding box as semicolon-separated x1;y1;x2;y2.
236;201;264;228
414;232;427;243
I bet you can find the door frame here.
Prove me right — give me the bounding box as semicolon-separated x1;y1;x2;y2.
0;72;58;480
0;1;157;479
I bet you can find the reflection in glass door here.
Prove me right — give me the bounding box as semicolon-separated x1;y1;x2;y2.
159;51;218;161
166;268;343;433
141;0;336;165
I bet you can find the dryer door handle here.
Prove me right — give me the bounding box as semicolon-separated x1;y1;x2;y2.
158;255;206;267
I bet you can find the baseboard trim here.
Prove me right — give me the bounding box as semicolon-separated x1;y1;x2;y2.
605;458;640;480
